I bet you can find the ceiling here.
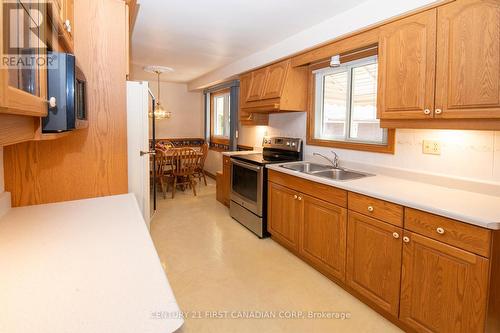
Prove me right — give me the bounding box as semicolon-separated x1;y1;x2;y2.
130;0;367;83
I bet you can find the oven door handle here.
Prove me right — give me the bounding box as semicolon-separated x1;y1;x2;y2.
231;159;262;172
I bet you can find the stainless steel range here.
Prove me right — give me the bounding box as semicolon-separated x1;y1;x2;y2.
230;137;303;238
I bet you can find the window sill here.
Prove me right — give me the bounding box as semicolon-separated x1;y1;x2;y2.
307;131;395;154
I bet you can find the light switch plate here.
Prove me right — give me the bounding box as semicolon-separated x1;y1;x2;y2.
423;140;441;155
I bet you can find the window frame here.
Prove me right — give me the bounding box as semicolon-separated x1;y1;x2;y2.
307;53;395;154
210;88;231;145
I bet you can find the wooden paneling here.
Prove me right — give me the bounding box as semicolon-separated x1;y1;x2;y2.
300;195;347;282
378;9;437;120
405;208;492;257
0;115;36;146
348;192;403;227
4;0;128;207
347;212;402;317
221;156;231;207
400;231;489;333
261;60;289;100
268;169;347;208
435;0;500;119
268;182;302;252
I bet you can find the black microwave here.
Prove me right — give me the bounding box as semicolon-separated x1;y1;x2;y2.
43;52;87;133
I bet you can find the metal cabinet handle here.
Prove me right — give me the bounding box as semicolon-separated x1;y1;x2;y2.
424;109;431;115
393;232;400;239
367;206;374;212
436;227;445;235
294;195;298;200
435;109;442;115
403;236;410;243
298;196;302;201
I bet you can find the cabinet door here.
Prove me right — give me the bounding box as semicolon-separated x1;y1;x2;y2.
261;60;289;100
378;9;437;119
239;72;252;108
299;194;347;281
346;212;402;316
63;0;74;39
400;232;489;333
222;157;231;206
435;0;500;119
1;0;46;116
246;68;268;102
268;182;301;251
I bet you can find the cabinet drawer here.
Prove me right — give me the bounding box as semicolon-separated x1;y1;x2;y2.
405;208;491;257
348;192;403;227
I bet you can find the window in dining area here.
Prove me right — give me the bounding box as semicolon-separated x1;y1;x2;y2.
309;55;395;154
210;88;231;144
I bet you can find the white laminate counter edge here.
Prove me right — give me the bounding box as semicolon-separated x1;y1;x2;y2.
222;150;261;156
267;163;500;230
0;194;184;333
0;191;11;219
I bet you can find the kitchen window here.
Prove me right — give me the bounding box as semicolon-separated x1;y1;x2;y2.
210;88;231;144
309;55;395;154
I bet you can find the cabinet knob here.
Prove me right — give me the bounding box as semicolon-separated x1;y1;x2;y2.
367;206;374;212
294;195;298;200
403;236;410;243
393;232;400;239
424;109;431;115
298;196;302;201
435;109;442;115
436;227;445;235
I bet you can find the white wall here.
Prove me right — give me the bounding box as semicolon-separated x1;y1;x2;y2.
238;113;500;184
148;81;204;139
188;0;437;90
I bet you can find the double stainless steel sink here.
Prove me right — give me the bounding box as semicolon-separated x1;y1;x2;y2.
281;162;373;181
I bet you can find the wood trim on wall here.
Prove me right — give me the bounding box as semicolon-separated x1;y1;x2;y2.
209;88;230;148
306;48;395;154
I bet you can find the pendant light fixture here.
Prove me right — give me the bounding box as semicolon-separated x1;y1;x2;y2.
143;65;174;120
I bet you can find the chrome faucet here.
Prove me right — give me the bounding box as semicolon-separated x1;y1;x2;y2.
313;151;340;168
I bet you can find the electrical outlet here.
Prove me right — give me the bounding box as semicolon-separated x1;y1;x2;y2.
423;140;441;155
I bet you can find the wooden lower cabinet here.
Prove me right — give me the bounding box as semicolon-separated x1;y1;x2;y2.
400;231;489;333
346;211;403;317
268;182;302;251
300;195;347;282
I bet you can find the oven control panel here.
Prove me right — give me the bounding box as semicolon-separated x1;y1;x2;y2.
262;137;302;152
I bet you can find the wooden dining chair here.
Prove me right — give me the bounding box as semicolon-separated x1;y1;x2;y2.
193;142;209;186
168;148;199;198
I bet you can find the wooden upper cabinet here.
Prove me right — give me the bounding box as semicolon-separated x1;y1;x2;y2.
261;60;290;100
378;9;437;120
346;212;402;317
435;0;500;119
246;68;268;102
268;182;302;251
240;59;307;113
400;231;489;333
0;0;47;117
299;195;347;282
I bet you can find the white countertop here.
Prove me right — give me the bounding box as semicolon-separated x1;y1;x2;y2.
222;150;260;156
0;194;183;333
267;162;500;230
